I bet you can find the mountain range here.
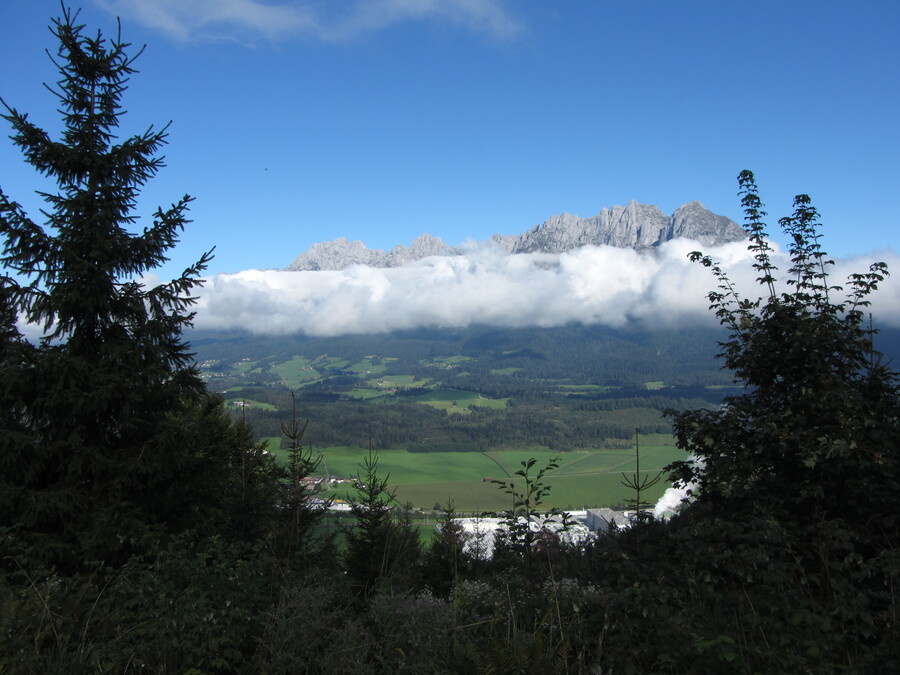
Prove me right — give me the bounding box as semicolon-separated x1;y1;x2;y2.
286;200;746;271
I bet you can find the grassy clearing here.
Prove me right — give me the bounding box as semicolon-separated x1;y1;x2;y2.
554;451;638;474
555;384;620;394
261;436;286;463
545;471;671;510
423;355;475;368
368;375;431;389
346;358;387;375
490;367;522;375
416;388;508;413
396;480;511;512
556;447;675;476
225;398;276;411
312;355;350;370
270;356;322;388
391;471;673;512
345;388;388;400
643;381;666;390
231;359;260;373
315;447;498;484
303;440;683;510
483;449;559;477
276;435;683;511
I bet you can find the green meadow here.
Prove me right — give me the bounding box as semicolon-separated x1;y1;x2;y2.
224;398;276;411
555;383;619;394
312;355;350;370
270;356;322;388
416;388;508;413
231;359;262;374
346;357;387;374
345;388;389;400
424;355;475;367
268;435;682;511
368;374;432;389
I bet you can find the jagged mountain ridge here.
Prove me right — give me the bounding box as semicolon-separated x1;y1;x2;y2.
287;200;746;271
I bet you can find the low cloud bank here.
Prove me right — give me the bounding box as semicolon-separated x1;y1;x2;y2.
192;239;900;337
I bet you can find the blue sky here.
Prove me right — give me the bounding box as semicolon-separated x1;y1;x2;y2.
2;0;897;282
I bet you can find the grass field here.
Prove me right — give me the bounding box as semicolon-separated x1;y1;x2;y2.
312;355;350;370
368;375;432;389
555;384;620;394
284;435;684;511
225;398;276;411
231;359;261;374
416;388;509;413
345;388;389;400
423;356;475;367
270;356;322;388
346;358;386;374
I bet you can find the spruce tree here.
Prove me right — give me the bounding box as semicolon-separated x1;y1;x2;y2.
345;448;420;595
0;7;250;568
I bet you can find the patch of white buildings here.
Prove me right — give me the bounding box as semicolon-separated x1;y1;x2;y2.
447;508;638;560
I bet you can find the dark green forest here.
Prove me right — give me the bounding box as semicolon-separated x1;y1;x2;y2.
2;9;898;673
191;323;745;451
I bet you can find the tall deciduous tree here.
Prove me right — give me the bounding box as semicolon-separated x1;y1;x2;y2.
594;172;900;671
0;7;258;568
668;170;898;534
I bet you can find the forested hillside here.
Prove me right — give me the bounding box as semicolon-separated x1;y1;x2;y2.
192;322;900;456
190;324;741;450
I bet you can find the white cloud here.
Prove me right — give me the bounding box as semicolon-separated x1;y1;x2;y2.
337;0;521;40
91;0;521;43
191;239;900;337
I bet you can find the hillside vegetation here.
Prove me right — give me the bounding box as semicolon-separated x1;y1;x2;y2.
193;324;741;450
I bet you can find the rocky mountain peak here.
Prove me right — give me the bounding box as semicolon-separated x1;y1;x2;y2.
286;201;746;271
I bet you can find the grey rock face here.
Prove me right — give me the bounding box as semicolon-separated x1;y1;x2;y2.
289;238;381;271
513;201;669;253
513;200;744;253
288;233;455;271
286;200;745;271
666;201;746;248
389;233;454;266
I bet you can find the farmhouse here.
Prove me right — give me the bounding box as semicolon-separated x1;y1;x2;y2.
299;477;325;491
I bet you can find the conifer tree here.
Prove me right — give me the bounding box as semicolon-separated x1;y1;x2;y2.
344;448;420;595
0;7;250;568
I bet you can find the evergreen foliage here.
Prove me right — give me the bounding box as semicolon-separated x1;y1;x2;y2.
0;7;270;569
273;391;333;558
619;428;663;518
344;447;421;596
422;501;471;596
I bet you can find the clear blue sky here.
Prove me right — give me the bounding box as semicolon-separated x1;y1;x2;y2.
2;0;898;279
